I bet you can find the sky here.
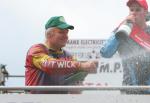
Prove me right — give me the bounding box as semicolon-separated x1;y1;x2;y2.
0;0;150;86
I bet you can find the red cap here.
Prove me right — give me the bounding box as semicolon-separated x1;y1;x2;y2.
127;0;148;10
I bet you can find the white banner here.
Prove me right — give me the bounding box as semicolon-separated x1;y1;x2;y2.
65;39;123;86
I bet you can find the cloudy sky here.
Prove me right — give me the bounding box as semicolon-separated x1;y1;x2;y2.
0;0;149;86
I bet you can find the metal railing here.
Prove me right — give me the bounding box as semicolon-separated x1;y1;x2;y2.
3;75;150;93
0;86;150;91
8;75;24;78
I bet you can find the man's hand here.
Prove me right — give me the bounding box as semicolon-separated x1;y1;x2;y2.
125;14;136;24
80;61;98;73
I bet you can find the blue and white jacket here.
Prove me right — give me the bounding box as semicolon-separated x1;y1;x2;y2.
100;26;150;94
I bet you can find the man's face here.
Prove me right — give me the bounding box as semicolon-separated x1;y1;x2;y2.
48;28;69;48
129;2;147;23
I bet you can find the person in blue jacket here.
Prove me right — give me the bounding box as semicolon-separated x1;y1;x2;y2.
100;0;150;94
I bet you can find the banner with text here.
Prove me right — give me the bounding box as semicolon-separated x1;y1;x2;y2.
64;39;123;86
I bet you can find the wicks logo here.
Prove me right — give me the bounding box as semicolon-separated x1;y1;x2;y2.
42;60;76;68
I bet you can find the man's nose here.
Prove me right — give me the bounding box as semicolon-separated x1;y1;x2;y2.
130;12;136;17
131;10;136;15
63;33;68;38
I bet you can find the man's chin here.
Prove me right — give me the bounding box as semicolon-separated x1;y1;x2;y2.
60;44;66;48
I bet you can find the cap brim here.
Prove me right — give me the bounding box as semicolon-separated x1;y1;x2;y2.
57;23;74;30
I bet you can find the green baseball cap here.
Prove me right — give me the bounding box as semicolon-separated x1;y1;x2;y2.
45;16;74;30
